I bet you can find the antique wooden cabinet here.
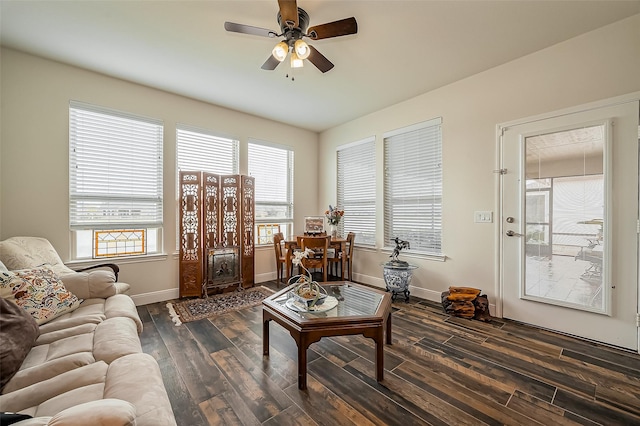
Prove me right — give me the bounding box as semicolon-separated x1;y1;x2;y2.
179;171;255;297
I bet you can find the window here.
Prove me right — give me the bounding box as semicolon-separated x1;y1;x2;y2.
337;137;376;247
69;101;163;259
248;140;294;244
175;126;239;250
383;118;443;255
176;125;239;174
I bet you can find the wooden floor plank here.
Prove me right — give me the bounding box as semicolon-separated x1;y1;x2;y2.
199;391;261;426
307;356;433;425
346;357;494;426
553;387;640;426
416;335;558;402
165;338;230;404
185;318;234;354
282;375;378;426
448;336;597;398
385;358;541;426
210;346;293;423
385;339;515;406
505;390;595;426
156;355;207;426
561;348;640;379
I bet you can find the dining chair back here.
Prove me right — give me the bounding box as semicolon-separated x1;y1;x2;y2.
300;235;330;282
327;232;356;281
273;233;286;286
344;232;356;281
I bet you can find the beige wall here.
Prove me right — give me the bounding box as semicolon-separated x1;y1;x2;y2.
0;48;318;303
318;14;640;303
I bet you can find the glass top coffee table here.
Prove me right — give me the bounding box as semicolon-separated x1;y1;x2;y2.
262;281;392;390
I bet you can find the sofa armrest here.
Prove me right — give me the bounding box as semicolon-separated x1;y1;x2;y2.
74;263;119;281
58;270;120;299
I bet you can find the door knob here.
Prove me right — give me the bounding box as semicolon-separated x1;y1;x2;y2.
506;230;523;237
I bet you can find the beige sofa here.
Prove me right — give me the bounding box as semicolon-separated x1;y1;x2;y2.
0;237;176;426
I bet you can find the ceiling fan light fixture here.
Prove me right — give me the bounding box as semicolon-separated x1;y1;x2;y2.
272;41;288;62
290;51;304;68
294;39;310;59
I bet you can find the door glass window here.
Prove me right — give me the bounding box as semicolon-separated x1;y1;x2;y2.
524;124;606;312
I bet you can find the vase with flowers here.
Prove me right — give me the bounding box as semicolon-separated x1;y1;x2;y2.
324;205;344;238
288;248;328;309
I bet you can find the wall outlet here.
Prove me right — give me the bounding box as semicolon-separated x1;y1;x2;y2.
474;211;493;223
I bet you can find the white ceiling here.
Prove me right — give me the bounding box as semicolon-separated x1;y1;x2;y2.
1;1;638;132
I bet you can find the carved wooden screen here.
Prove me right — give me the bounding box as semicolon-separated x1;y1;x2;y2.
203;173;220;257
241;176;255;288
179;171;203;297
179;172;255;296
220;175;241;249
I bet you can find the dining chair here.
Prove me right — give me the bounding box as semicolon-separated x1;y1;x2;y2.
273;233;287;286
328;232;356;281
300;235;330;282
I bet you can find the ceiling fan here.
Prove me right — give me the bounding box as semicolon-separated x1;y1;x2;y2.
224;0;358;73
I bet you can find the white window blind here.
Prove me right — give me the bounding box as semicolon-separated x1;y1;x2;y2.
69;101;163;230
176;125;239;174
248;141;294;241
384;118;442;254
337;137;376;247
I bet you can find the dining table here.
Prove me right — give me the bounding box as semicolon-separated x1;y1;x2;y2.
284;235;348;282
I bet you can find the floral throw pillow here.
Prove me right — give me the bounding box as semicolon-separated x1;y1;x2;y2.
0;267;81;325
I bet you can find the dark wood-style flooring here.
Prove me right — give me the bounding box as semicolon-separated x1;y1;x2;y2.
137;280;640;425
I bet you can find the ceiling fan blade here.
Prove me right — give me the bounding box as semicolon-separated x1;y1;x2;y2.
278;0;298;29
261;55;281;71
307;17;357;40
307;45;334;73
224;21;277;38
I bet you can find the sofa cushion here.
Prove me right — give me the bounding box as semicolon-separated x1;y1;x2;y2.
0;268;80;325
0;361;109;414
0;298;40;392
48;399;136;426
1;352;96;395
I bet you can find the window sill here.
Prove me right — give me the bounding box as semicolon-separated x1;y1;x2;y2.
380;248;446;262
66;253;169;268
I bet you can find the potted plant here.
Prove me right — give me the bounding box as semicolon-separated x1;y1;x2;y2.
288;248;328;309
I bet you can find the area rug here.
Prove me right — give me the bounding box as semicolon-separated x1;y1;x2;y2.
167;286;274;326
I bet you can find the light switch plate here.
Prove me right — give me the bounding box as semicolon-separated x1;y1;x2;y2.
474;211;493;223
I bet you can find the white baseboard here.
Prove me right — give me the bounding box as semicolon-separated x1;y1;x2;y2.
131;288;179;306
356;273;497;314
255;272;277;284
353;273;442;303
134;272;497;314
131;273;276;306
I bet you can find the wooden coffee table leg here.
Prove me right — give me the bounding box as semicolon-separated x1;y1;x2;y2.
375;326;384;382
263;316;270;356
386;312;392;345
297;333;308;390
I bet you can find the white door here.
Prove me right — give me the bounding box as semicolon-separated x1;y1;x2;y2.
500;99;639;351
